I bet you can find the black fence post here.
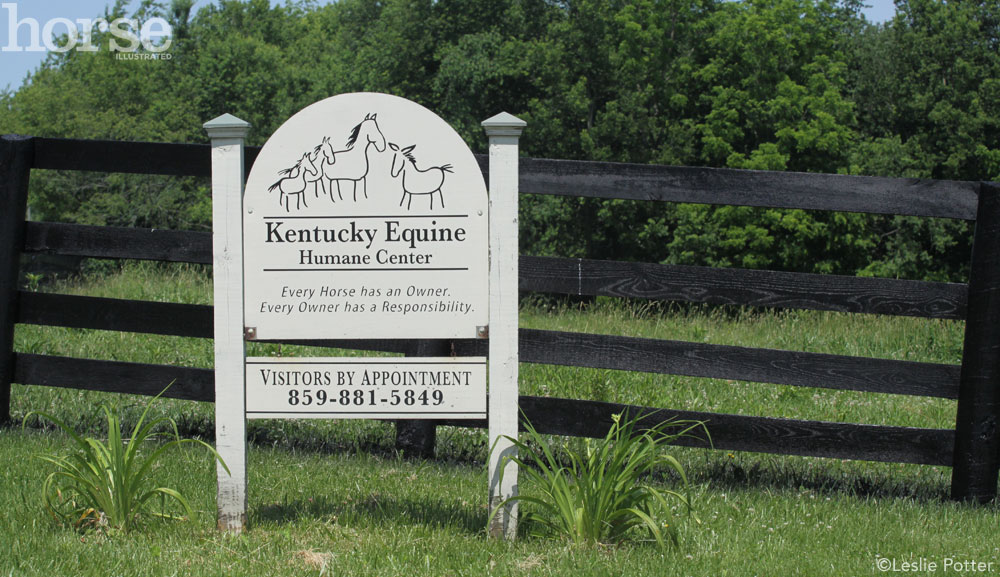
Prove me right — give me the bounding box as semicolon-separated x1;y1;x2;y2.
951;182;1000;503
394;340;447;459
0;135;34;426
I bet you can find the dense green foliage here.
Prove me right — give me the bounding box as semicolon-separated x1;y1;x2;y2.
2;0;997;281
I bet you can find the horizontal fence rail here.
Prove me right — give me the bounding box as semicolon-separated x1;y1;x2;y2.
33;137;217;177
25;222;213;264
17;292;213;338
11;352;953;466
8;135;994;500
31;136;978;219
13;353;214;402
22;222;971;321
511;157;980;220
15;292;962;399
507;330;961;399
520;256;968;320
447;396;955;467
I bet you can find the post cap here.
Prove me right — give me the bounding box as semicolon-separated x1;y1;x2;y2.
204;114;251;140
482;112;526;137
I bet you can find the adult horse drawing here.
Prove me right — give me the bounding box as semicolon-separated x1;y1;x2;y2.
318;113;386;202
388;143;453;210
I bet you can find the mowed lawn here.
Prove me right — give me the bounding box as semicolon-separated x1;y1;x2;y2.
4;263;998;577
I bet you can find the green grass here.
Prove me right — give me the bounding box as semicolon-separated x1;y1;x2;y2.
4;429;999;577
4;262;995;576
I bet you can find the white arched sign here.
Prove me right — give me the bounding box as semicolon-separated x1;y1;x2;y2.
243;93;488;341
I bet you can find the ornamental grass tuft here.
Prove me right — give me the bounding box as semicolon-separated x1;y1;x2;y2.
24;387;228;532
491;412;706;548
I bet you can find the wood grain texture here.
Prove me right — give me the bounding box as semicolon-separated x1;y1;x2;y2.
24;221;212;264
12;354;953;465
14;291;418;354
31;137;262;178
33;137;213;177
523;397;954;466
951;182;1000;502
511;157;979;220
22;223;968;320
439;396;954;466
17;292;214;338
13;353;214;402
484;121;525;540
521;256;968;319
27;137;976;219
490;329;960;399
0;135;33;424
14;293;959;400
206;128;251;532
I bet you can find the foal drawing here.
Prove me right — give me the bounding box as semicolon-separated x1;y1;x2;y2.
267;152;319;212
388;143;453;210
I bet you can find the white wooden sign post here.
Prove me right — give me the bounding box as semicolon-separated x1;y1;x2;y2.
483;113;526;539
204;113;251;531
206;94;524;537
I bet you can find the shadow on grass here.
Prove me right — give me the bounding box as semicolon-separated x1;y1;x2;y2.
251;492;489;534
13;402;963;506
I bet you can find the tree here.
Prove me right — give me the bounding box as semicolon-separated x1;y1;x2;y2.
0;0;991;281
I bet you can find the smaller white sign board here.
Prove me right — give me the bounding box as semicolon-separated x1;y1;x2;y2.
246;357;486;419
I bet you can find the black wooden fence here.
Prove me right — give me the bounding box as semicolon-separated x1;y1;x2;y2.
2;133;999;503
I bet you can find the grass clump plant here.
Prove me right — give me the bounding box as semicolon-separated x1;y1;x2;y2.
492;412;705;548
24;387;228;532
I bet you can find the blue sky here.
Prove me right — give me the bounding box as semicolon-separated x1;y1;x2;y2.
0;0;899;93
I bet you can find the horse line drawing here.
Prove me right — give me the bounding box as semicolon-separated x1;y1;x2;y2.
267;151;319;212
269;113;453;212
306;136;330;198
388;142;453;210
